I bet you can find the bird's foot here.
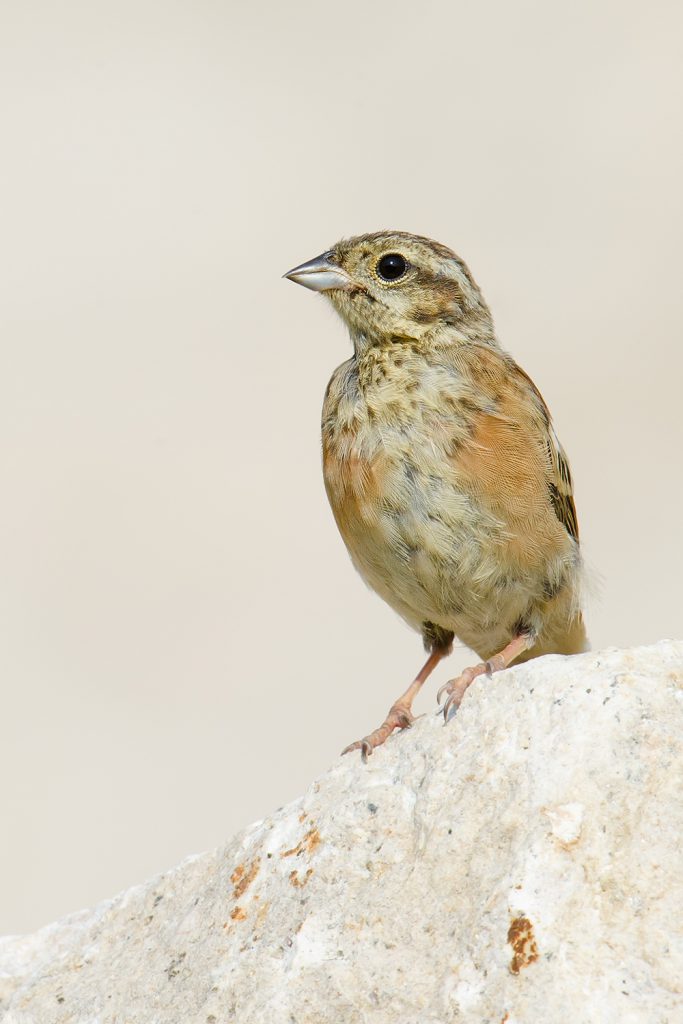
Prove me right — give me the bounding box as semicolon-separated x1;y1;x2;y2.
341;701;418;761
341;648;449;762
437;661;492;721
437;631;536;722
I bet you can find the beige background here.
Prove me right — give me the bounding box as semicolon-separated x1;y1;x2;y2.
1;0;681;935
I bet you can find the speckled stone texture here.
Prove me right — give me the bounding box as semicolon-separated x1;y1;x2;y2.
2;641;683;1023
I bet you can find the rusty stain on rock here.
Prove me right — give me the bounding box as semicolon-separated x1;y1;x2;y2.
507;915;539;974
281;827;321;858
289;868;313;888
231;858;260;899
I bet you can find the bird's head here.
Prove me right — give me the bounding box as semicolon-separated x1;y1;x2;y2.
284;231;495;352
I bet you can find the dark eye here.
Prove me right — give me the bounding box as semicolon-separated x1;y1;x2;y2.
376;253;407;281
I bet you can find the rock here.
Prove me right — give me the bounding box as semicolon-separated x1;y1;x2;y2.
1;641;683;1023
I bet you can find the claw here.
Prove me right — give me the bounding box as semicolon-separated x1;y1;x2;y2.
442;691;458;722
437;678;464;720
438;666;482;723
341;736;377;759
487;653;507;675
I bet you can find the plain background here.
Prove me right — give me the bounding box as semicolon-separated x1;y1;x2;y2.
1;0;682;934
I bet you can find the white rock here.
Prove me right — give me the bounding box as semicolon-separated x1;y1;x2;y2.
1;641;683;1023
543;801;584;847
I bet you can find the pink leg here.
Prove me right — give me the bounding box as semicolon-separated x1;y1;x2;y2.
437;632;534;722
342;648;449;760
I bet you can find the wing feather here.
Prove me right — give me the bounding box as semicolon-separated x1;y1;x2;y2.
450;346;580;544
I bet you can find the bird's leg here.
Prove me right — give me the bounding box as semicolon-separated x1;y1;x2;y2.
342;647;449;760
437;631;535;722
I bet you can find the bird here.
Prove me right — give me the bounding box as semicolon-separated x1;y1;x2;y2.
284;231;588;759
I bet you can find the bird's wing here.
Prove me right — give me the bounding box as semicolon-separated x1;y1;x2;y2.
511;363;579;541
446;344;580;544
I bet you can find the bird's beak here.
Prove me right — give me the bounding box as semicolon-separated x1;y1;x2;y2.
283;251;354;293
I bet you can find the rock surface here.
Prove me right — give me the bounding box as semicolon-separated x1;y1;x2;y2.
2;641;683;1023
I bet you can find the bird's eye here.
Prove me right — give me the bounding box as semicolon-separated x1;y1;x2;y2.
376;253;407;282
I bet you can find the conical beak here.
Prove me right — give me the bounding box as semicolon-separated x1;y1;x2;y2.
283;251;354;292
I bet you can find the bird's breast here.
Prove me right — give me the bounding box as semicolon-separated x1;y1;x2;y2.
321;362;485;632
